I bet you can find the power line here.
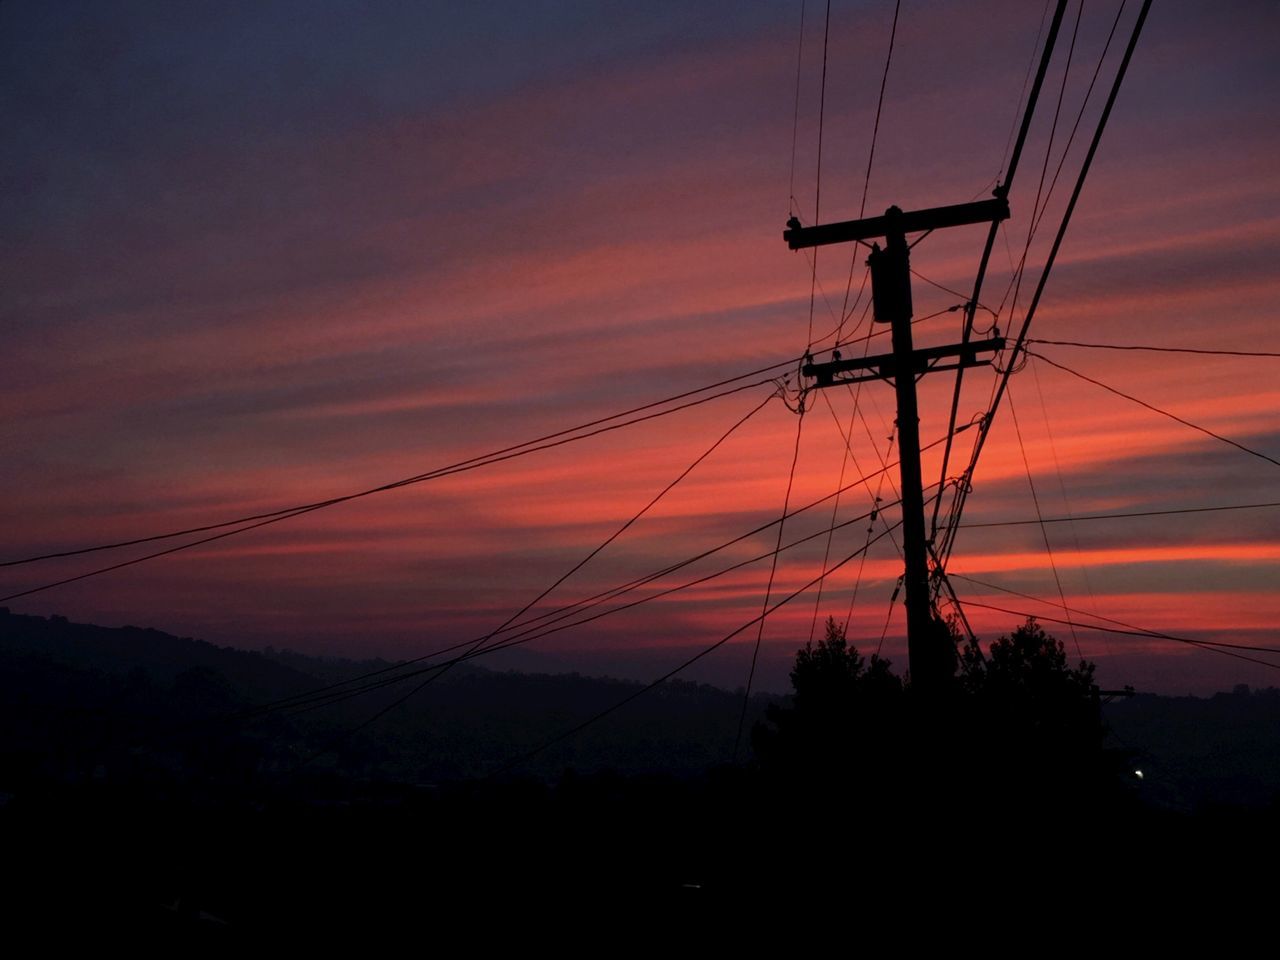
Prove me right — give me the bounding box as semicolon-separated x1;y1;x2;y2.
1;375;793;603
1024;0;1129;247
960;500;1280;528
859;0;900;220
292;390;780;766
3;360;802;570
788;0;807;216
996;0;1054;179
930;0;1072;542
909;270;996;318
489;521;906;777
810;381;882;643
226;426;975;724
124;486;932;754
1028;350;1280;469
938;0;1153;571
1023;0;1083;292
1008;386;1082;658
948;573;1280;656
806;0;833;348
957;599;1280;673
1029;354;1104;633
1028;338;1280;358
848;424;897;635
837;0;902;324
948;592;1280;673
735;405;806;758
984;0;1129;331
262;493;917;725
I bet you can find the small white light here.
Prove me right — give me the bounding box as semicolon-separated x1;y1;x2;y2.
1133;769;1144;780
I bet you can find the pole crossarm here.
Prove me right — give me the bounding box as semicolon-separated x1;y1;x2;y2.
784;197;1009;250
803;337;1005;387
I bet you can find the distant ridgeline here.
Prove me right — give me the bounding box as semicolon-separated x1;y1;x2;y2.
0;607;777;787
2;608;1278;931
0;607;1276;808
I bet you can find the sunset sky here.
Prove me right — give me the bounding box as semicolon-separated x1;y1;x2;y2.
3;0;1277;696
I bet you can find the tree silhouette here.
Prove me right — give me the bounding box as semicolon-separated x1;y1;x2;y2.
955;617;1116;810
752;617;903;795
753;615;1119;819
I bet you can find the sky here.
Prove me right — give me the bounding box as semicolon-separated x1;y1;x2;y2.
3;0;1278;696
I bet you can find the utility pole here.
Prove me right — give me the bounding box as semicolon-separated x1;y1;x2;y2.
784;198;1007;693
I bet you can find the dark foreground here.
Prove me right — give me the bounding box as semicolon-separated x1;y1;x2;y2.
6;766;1278;942
3;609;1278;940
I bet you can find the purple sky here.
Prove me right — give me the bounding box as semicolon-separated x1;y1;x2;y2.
3;1;1279;695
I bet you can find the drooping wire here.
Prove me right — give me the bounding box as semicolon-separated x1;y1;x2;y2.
1030;355;1103;627
997;0;1082;343
988;0;1128;331
493;520;906;777
996;0;1053;179
875;576;902;658
1027;0;1084;262
909;270;997;319
735;403;808;758
847;425;897;635
859;0;900;219
837;0;901;335
958;500;1280;528
1028;350;1280;469
1008;385;1082;659
949;573;1280;657
788;0;808;217
249;489;919;727
929;0;1071;544
221;426;976;726
0;376;787;603
134;484;933;761
1027;339;1280;358
938;0;1154;573
809;393;860;644
808;325;885;643
3;358;805;571
948;590;1280;673
297;389;781;768
1026;0;1130;245
806;0;833;348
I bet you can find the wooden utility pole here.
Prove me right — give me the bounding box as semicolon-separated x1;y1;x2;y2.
785;198;1006;693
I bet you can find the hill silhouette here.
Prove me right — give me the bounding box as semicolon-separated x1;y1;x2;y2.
0;607;777;785
2;607;1277;936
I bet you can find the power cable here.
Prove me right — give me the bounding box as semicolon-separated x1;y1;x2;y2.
929;0;1071;542
490;521;905;776
958;500;1280;528
987;0;1128;331
948;595;1280;673
949;572;1280;656
260;491;918;725
3;360;802;570
1028;350;1280;469
806;0;833;348
1008;386;1083;658
1;375;790;602
224;425;975;724
838;0;901;326
1028;339;1280;358
938;0;1153;572
847;425;897;634
1029;355;1105;645
735;403;807;758
295;390;779;767
788;0;808;217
